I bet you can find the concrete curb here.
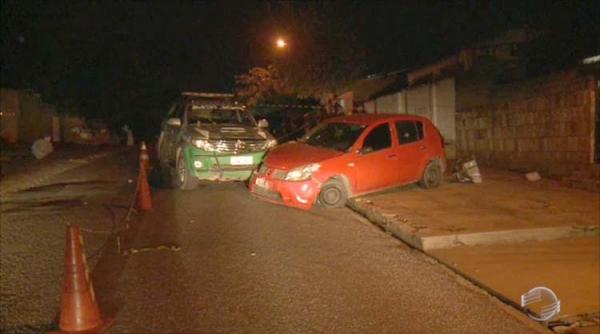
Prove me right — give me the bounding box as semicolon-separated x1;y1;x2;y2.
0;149;127;196
347;198;599;251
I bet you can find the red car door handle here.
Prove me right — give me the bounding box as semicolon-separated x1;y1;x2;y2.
419;146;427;151
387;154;398;159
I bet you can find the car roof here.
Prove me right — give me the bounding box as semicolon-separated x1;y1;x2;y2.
325;113;431;125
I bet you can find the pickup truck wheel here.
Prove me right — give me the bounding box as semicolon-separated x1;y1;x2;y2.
174;153;198;190
318;179;348;208
419;161;443;189
157;132;166;164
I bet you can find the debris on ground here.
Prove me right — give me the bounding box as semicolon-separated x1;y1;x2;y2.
121;243;181;255
455;159;483;184
31;137;54;159
526;171;542;182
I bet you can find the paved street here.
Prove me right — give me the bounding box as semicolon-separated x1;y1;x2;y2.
3;2;598;333
1;152;546;333
103;171;545;332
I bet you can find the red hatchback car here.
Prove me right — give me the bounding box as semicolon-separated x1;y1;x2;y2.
249;114;446;210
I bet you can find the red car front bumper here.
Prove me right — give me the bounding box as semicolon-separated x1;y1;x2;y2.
249;172;321;210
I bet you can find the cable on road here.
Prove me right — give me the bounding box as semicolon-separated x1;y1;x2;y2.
80;165;141;260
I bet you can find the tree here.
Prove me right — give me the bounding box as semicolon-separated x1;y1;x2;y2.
234;65;290;106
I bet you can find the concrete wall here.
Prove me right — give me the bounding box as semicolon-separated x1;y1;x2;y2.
366;78;457;157
18;92;55;143
364;100;376;113
0;88;56;144
375;93;400;114
406;84;432;119
0;89;19;143
456;70;597;178
432;78;456;142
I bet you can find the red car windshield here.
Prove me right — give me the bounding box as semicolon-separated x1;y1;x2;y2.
301;122;366;152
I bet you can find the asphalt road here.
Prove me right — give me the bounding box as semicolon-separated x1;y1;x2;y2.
101;179;544;333
0;150;546;333
0;149;136;334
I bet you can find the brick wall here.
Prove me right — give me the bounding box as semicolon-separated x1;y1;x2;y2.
456;70;597;178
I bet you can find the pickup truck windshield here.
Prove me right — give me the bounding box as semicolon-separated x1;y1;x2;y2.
189;107;256;126
302;122;366;152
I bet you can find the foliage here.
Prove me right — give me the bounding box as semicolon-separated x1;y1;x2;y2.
234;65;290;106
251;94;320;116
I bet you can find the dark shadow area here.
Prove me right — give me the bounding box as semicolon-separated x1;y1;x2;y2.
0;198;84;213
148;165;173;189
18;180;115;193
87;204;139;329
96;188;199;333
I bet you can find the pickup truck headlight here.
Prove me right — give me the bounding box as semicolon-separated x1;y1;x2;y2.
285;163;320;181
193;139;215;152
266;139;277;149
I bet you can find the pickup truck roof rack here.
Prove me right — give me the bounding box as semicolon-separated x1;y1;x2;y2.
181;92;235;98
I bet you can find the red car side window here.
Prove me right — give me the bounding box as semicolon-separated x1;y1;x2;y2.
395;121;423;145
362;123;391;152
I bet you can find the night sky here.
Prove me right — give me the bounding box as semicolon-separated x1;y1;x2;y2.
1;1;598;135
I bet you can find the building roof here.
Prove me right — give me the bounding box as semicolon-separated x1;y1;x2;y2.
338;71;404;102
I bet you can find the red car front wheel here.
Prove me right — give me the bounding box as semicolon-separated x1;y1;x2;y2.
318;179;348;208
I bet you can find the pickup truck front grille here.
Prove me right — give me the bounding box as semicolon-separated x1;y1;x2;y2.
208;139;267;153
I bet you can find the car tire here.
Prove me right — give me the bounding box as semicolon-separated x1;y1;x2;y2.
419;161;443;189
156;132;165;161
174;152;198;190
150;162;175;189
318;178;348;208
154;141;175;189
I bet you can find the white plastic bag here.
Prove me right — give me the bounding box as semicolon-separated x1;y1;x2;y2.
32;137;54;159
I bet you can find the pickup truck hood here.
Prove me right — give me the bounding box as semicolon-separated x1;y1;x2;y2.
190;124;270;140
264;142;342;170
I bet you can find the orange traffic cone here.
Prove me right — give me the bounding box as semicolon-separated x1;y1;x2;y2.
51;225;111;333
139;141;150;174
136;162;152;211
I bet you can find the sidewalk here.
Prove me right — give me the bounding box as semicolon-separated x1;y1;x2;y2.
0;143;127;196
348;167;600;332
430;238;599;326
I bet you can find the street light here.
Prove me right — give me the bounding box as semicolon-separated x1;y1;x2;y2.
276;37;287;49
